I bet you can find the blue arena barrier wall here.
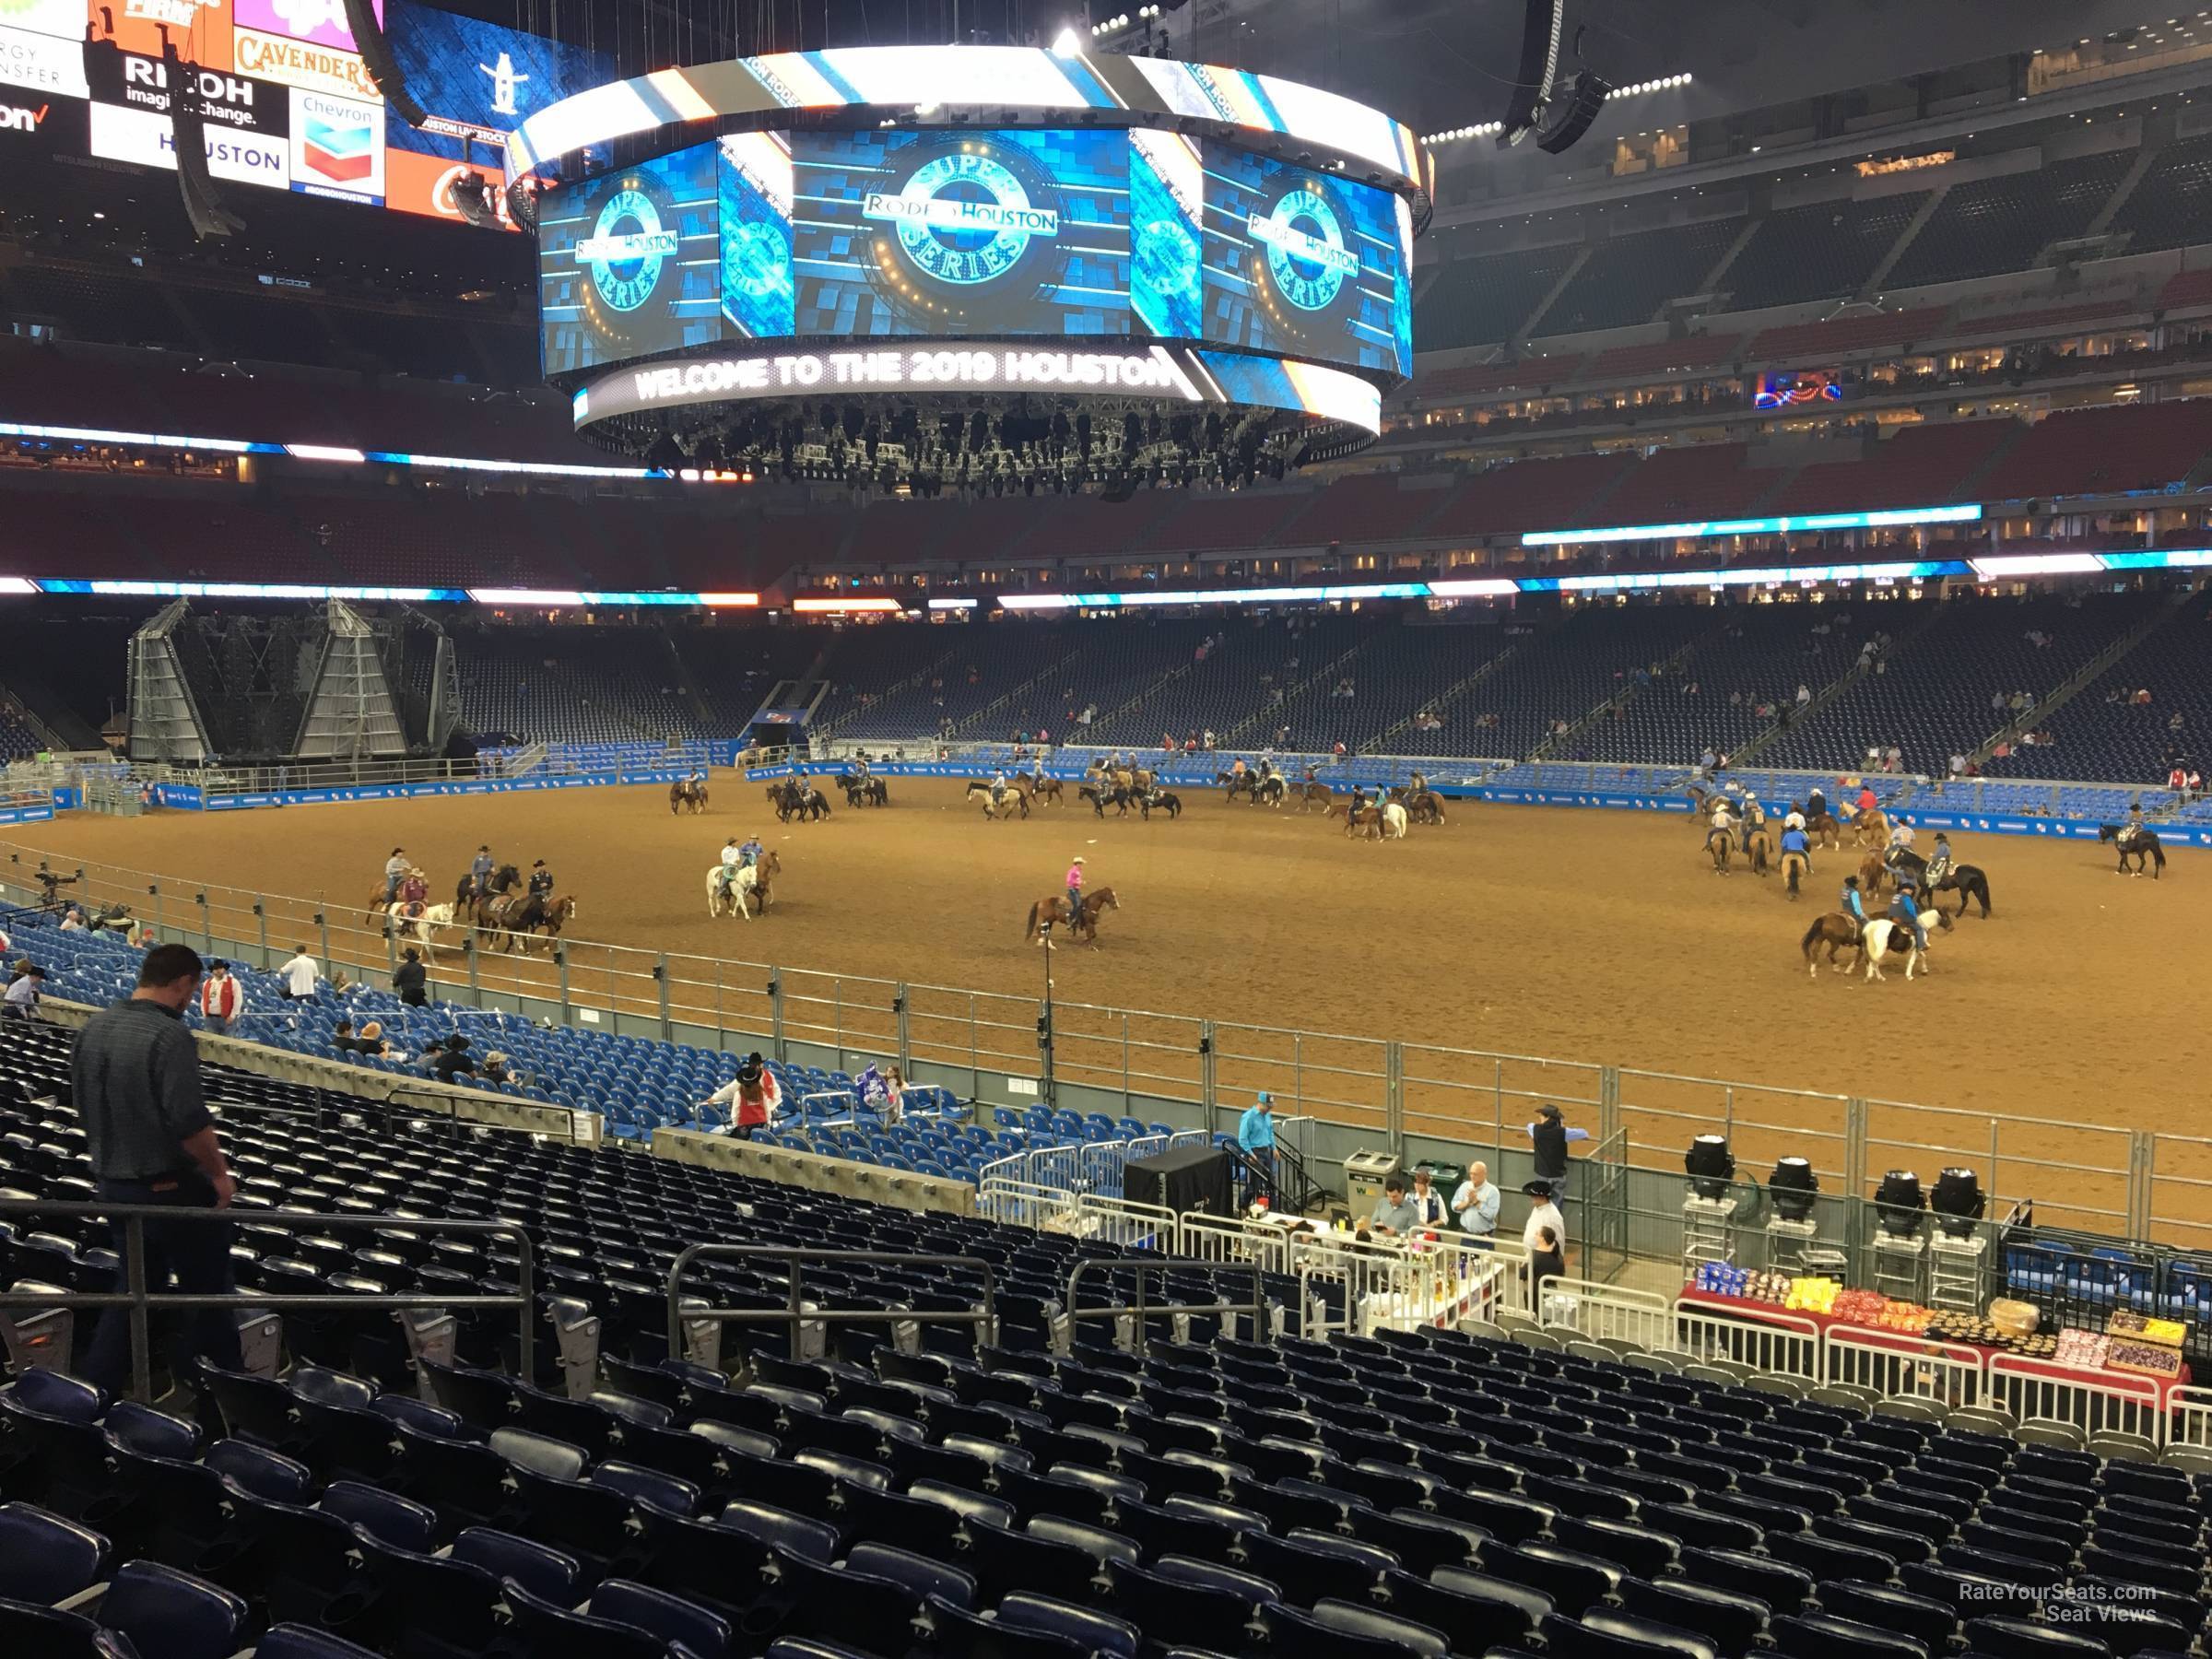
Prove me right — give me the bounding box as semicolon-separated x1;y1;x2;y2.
746;761;2212;850
188;767;702;812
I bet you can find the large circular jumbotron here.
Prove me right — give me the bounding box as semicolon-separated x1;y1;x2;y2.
529;47;1426;475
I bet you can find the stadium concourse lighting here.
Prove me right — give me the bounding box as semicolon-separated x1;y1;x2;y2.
1424;73;1688;145
1768;1157;1819;1222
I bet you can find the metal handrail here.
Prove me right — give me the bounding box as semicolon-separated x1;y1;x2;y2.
0;1197;535;1404
665;1245;998;1361
1063;1255;1266;1357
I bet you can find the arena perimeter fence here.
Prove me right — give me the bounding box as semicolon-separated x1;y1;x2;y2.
2;840;2206;1270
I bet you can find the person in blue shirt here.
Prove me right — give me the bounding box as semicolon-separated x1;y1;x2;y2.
1888;877;1929;953
1778;821;1811;900
468;844;495;901
1841;874;1867;939
1236;1091;1277;1206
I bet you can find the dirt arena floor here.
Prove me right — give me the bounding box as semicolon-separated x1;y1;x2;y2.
15;774;2212;1238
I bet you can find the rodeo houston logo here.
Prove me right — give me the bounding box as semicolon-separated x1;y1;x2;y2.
863;150;1059;286
1247;181;1359;312
574;176;679;313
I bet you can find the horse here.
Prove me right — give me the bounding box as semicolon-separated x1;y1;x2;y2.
1744;823;1772;877
1704;819;1736;875
1857;849;1892;898
1405;790;1447;827
1802;811;1844;852
709;852;781;918
1024;885;1120;947
1217;771;1257;802
1853;808;1889;849
969;782;1030;820
1139;790;1182;820
1780;847;1810;901
1928;865;1993;919
1251;775;1287;808
669;777;710;815
473;890;543;953
1295;782;1335;812
454;864;520;908
1015;775;1062;807
1852;917;1923;982
520;895;577;950
2100;824;2166;879
838;774;888;808
1800;912;1863;975
378;901;458;963
782;782;830;822
1345;802;1407;841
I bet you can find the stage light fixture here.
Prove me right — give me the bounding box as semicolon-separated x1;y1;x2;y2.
1875;1169;1925;1235
1767;1157;1818;1221
1053;26;1083;53
1685;1135;1735;1200
1930;1168;1985;1236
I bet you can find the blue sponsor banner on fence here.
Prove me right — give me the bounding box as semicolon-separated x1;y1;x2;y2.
192;768;700;811
0;805;54;826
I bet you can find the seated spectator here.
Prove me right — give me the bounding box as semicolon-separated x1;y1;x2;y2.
2;963;44;1020
357;1021;401;1060
479;1050;519;1087
422;1033;477;1082
58;908;85;932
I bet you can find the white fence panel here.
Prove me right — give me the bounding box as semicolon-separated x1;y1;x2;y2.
1987;1355;2167;1444
1070;1194;1179;1251
1535;1278;1671;1347
2167;1383;2212;1451
1665;1302;1822;1378
1822;1326;1987;1406
975;1176;1077;1230
1175;1213;1303;1278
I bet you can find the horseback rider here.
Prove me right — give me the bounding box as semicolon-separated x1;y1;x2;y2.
1410;770;1428;794
1063;856;1086;935
1779;819;1812;896
527;859;554;900
469;844;495;901
382;847;408;903
1806;783;1828;823
1924;832;1954;893
1783;804;1806;831
716;837;742;901
1707;794;1736;852
398;865;429;916
1841;874;1868;939
739;833;764;868
1030;753;1047;787
990;769;1009;806
1888;876;1930;954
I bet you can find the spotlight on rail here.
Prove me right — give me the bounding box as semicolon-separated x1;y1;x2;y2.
1768;1156;1819;1222
1930;1168;1985;1238
1685;1135;1735;1201
1875;1169;1925;1236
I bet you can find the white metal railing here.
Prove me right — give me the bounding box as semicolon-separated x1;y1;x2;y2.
1986;1353;2167;1444
1666;1302;1822;1378
973;1177;1078;1230
1066;1194;1180;1251
1822;1324;1987;1407
1535;1277;1672;1347
2166;1384;2212;1450
1296;1232;1506;1339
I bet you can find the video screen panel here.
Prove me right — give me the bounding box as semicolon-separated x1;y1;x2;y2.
1128;127;1202;342
1200;149;1409;378
539;142;722;377
386;0;610;164
791;126;1130;339
717;130;794;342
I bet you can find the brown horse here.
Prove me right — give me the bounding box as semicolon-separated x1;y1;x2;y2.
669;778;709;815
1799;912;1864;975
1780;849;1810;901
1856;849;1889;897
473;889;542;951
1405;789;1447;826
1803;811;1844;852
1853;808;1889;849
524;895;577;950
1295;781;1335;811
1016;776;1063;807
1023;886;1120;947
1744;823;1771;877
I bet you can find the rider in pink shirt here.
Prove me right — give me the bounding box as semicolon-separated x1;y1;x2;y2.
1065;857;1086;927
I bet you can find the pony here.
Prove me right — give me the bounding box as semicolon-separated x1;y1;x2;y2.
1251;775;1287;808
454;864;520;908
669;777;710;815
1295;782;1335;812
377;901;458;963
1857;849;1892;898
1852;917;1923;982
1217;771;1257;802
837;773;888;808
1016;776;1062;807
969;782;1030;820
1084;783;1134;818
1344;802;1409;841
2099;824;2166;878
1853;808;1889;849
1023;886;1121;947
1704;818;1736;874
1139;790;1182;820
472;890;543;952
1780;847;1810;901
1404;790;1447;826
1799;912;1862;975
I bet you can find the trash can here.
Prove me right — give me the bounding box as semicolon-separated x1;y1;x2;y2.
1414;1159;1467;1195
1344;1148;1400;1214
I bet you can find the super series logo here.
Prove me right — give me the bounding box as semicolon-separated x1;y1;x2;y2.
573;175;679;312
862;149;1059;286
1246;182;1359;312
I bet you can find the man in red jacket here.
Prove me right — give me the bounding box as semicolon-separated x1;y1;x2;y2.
196;959;243;1036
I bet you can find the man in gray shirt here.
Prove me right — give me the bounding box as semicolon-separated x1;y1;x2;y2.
76;943;241;1394
1367;1176;1423;1237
